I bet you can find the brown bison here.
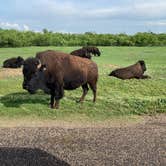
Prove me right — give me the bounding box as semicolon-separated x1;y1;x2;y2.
82;46;101;56
70;48;92;59
23;50;98;109
3;56;24;68
109;60;150;79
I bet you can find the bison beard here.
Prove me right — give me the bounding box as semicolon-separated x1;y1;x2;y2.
23;50;98;109
109;60;150;79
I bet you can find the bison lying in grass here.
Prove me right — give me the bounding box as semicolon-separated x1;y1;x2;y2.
70;48;92;59
23;50;98;109
3;56;24;68
109;60;150;79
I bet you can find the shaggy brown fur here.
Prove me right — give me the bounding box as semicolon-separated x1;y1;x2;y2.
70;48;91;59
3;56;24;68
23;50;98;109
82;46;101;56
109;60;150;79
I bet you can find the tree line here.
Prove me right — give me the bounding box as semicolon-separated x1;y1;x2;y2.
0;28;166;47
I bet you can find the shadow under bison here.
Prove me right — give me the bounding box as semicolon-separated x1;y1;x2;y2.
0;92;49;108
0;92;84;108
0;147;70;166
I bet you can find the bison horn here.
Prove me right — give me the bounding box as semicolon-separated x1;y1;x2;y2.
37;60;42;69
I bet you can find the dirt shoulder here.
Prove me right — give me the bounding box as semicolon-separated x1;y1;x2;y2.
0;115;146;128
0;114;164;128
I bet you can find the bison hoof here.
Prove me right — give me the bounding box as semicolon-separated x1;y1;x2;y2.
50;105;57;109
55;105;59;109
50;105;59;109
49;102;59;109
50;105;55;109
76;99;83;103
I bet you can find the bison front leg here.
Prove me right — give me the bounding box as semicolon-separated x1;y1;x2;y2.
50;95;60;109
54;100;60;109
49;83;64;109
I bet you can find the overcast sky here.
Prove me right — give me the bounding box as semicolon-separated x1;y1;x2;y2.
0;0;166;34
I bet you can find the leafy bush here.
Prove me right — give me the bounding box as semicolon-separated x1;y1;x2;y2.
0;29;166;47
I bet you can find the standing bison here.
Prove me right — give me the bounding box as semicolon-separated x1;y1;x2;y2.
23;50;98;109
109;60;150;79
83;46;101;57
70;48;92;59
3;56;24;68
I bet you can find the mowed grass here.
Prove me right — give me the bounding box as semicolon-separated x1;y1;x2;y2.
0;46;165;121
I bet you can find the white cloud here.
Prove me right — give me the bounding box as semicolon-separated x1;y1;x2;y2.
82;1;166;20
146;21;166;26
82;8;122;19
39;0;166;19
0;22;21;30
27;0;77;17
23;24;29;31
8;0;166;21
1;0;166;33
132;1;166;19
33;30;42;33
0;22;30;31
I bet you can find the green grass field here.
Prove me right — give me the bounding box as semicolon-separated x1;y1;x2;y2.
0;47;166;121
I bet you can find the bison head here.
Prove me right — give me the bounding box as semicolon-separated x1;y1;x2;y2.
138;60;146;72
17;56;24;64
27;64;49;94
22;57;50;94
22;57;40;91
84;47;101;56
94;48;101;56
16;56;24;67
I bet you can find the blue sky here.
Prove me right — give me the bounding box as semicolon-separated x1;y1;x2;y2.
0;0;166;34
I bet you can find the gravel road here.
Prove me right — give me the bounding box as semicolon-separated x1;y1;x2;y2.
0;115;165;166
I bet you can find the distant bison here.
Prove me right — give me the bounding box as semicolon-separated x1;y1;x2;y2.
70;48;91;59
109;60;150;79
23;50;98;109
83;46;101;56
3;56;24;68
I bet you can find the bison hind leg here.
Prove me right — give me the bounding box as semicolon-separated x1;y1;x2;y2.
140;75;151;79
88;82;97;103
135;75;151;79
77;83;89;103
